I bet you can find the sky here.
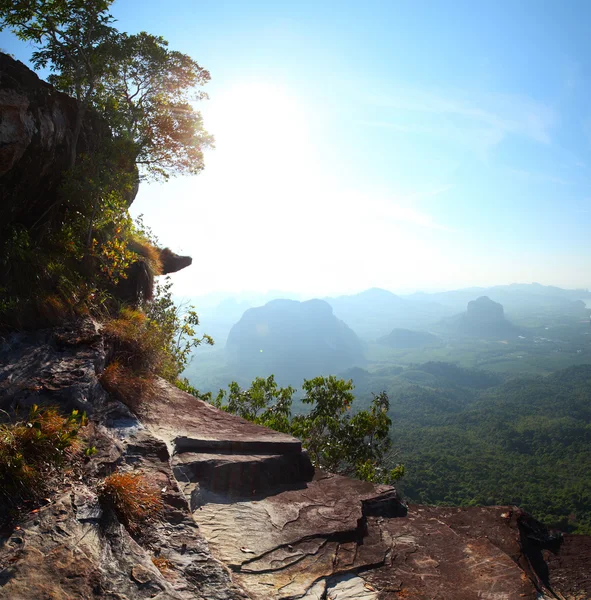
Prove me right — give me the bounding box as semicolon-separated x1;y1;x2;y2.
2;0;590;297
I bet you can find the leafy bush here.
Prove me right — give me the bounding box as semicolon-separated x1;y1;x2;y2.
205;375;404;485
99;470;162;532
145;277;213;381
101;287;213;412
0;405;87;504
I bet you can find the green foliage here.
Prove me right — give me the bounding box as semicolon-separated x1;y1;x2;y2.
95;31;213;180
206;375;404;485
349;361;591;534
0;405;87;504
212;375;295;434
84;445;98;457
145;277;214;381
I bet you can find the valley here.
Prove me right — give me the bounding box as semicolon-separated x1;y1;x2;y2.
183;283;591;533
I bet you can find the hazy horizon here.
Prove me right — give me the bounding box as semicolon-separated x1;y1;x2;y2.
174;281;591;309
3;0;590;296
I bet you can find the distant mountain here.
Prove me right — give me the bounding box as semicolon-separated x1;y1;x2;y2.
326;288;451;340
183;292;303;351
378;328;440;349
446;296;521;339
226;299;364;384
404;283;591;314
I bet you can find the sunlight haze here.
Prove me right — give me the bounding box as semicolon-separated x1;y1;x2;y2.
3;0;589;296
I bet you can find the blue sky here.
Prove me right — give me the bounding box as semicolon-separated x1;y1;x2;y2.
2;0;590;295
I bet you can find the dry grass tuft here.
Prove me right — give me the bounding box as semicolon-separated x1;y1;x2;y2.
100;470;163;532
99;361;157;412
102;307;167;373
129;237;163;277
0;405;86;504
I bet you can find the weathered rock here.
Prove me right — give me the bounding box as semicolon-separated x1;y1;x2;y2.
173;452;314;496
0;53;113;231
159;248;193;274
144;379;304;457
0;324;249;600
0;319;107;417
190;473;404;599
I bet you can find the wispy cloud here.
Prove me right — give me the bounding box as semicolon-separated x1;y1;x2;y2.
506;168;572;186
361;85;557;158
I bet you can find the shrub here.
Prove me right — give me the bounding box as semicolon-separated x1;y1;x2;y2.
102;283;213;387
102;308;165;373
99;361;157;412
99;470;162;532
0;405;86;504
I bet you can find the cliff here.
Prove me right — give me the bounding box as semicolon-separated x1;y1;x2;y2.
0;53;127;232
0;322;590;599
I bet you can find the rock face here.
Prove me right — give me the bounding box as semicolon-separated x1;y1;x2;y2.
0;53;115;232
226;299;365;384
1;322;590;599
0;53;191;304
0;322;248;600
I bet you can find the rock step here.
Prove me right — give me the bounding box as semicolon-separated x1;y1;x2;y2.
191;473;405;599
144;379;303;456
173;451;314;497
173;435;302;455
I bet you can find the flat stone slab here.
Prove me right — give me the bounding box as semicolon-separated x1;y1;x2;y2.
362;505;540;599
144;379;303;455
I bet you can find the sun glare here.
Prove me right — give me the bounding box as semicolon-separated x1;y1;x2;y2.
206;82;311;177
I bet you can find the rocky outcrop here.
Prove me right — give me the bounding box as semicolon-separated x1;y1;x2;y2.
0;53;118;232
0;322;248;600
0;53;191;308
0;322;590;599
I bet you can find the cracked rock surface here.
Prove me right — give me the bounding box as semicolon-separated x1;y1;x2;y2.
1;322;590;599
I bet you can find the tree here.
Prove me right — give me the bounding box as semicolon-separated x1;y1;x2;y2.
95;32;213;180
145;276;213;381
212;375;295;434
204;375;404;485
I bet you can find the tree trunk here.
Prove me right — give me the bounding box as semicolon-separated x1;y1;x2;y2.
69;101;86;169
